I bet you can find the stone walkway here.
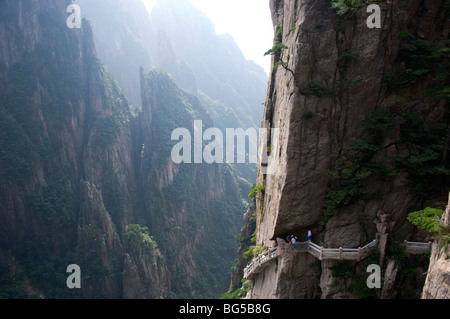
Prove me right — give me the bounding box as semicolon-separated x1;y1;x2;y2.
243;238;430;279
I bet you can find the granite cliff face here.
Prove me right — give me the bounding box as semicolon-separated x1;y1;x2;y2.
0;0;252;298
0;0;167;298
246;0;449;299
136;68;249;298
422;193;450;299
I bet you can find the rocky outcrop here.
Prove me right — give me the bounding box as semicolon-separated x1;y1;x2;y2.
248;0;449;299
77;0;154;106
375;212;395;269
136;68;248;298
0;0;156;298
422;193;450;299
381;259;400;299
77;181;124;298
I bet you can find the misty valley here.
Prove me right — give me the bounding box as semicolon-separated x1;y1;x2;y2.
0;0;449;303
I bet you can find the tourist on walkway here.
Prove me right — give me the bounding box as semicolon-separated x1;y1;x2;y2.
307;229;312;241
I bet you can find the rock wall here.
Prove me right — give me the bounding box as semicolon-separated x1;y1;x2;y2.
249;0;449;299
422;193;450;299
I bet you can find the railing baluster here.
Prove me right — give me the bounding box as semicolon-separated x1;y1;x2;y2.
244;237;431;279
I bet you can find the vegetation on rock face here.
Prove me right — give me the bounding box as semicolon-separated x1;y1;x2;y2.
321;23;449;223
243;244;268;261
385;34;450;100
395;110;450;196
434;221;450;249
123;224;162;257
408;208;450;249
324;97;449;218
264;26;298;86
323;109;398;218
331;0;383;16
220;279;252;299
264;43;289;58
408;207;444;233
248;185;265;199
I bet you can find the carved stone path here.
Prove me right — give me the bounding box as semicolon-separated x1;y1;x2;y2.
243;239;430;279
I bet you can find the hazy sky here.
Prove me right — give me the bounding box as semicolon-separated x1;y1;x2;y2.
143;0;274;75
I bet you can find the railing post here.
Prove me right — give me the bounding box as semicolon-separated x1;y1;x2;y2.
357;247;361;261
339;247;343;260
320;247;323;260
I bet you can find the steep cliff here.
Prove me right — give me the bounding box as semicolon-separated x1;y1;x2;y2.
246;0;449;299
422;193;450;299
0;0;167;298
136;68;249;298
0;0;251;299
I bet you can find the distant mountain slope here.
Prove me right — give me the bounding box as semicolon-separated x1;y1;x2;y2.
79;0;267;129
150;0;268;126
77;0;154;107
0;0;253;298
79;0;269;182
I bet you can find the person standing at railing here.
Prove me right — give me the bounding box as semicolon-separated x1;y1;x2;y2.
286;235;291;244
307;229;312;241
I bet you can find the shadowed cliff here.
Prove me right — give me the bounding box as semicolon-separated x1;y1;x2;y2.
238;0;449;299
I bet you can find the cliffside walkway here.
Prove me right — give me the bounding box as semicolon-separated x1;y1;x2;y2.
243;239;431;279
404;240;432;255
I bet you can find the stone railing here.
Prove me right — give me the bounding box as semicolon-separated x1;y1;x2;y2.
243;247;278;279
403;240;432;254
307;240;377;261
243;238;432;279
244;239;377;279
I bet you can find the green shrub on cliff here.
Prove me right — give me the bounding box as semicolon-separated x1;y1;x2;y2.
408;208;450;248
331;0;382;16
248;185;265;198
323;138;389;218
407;207;444;233
385;34;450;99
243;245;268;260
123;224;161;257
220;279;251;299
264;43;289;57
395;111;450;196
435;221;450;249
